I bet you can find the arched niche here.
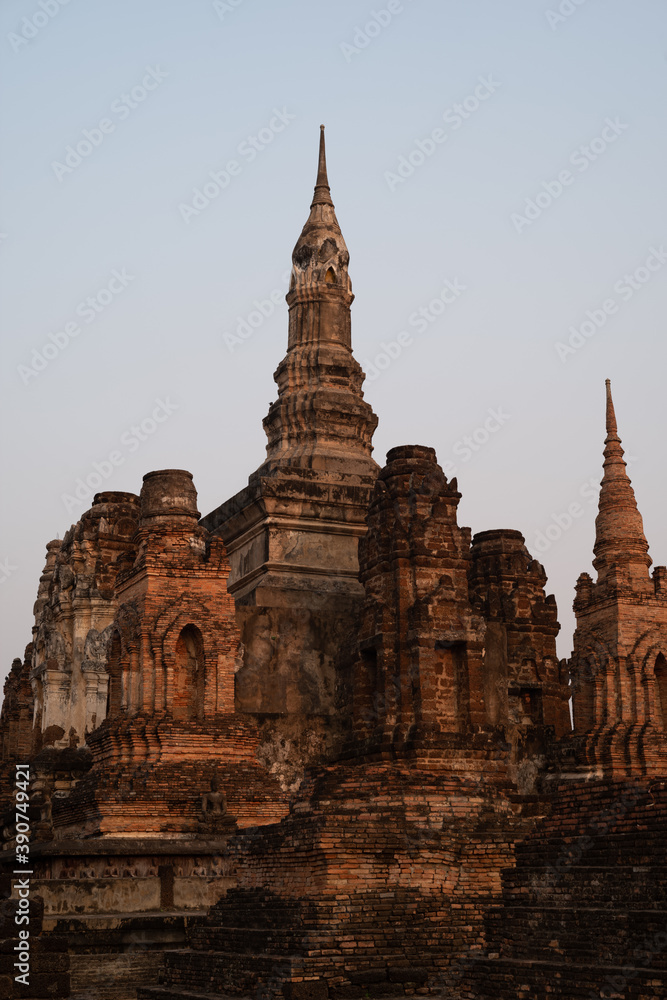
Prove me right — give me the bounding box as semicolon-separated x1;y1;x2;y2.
572;655;598;732
173;624;205;722
106;632;123;718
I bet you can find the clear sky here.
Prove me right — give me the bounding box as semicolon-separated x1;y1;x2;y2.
1;0;666;688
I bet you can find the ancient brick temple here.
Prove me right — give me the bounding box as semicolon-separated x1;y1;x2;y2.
1;129;665;1000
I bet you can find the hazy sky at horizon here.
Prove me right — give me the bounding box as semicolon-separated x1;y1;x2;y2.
1;0;666;687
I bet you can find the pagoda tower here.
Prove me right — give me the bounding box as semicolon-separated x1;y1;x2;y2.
569;380;667;775
203;127;379;717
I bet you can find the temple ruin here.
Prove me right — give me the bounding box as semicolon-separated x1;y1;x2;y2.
1;127;665;1000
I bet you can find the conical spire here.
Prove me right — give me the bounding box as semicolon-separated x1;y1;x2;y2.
593;380;651;585
290;126;350;296
251;125;378;480
311;125;333;208
605;377;618;437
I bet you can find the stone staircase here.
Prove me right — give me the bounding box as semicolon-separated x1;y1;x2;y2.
138;885;442;1000
458;777;667;1000
138;989;248;1000
139;775;667;1000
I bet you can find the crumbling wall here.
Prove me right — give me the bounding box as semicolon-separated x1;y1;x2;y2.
30;492;140;749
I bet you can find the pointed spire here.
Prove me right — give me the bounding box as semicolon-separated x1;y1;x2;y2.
605;378;618;437
312;125;333;207
290;126;351;296
593;380;651;585
252;125;377;479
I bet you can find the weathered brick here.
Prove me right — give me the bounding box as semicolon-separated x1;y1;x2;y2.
0;135;664;1000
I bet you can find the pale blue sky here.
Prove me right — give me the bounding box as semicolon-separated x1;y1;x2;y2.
1;0;666;685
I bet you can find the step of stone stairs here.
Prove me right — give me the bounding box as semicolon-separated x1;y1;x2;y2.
137;987;252;1000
